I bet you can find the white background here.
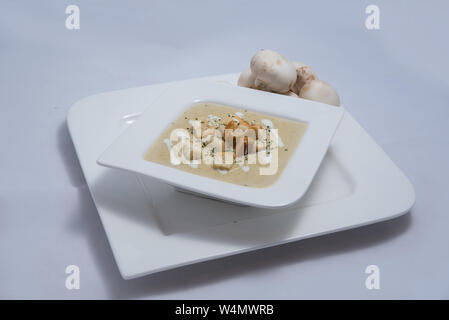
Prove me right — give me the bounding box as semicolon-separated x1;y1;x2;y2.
1;0;448;299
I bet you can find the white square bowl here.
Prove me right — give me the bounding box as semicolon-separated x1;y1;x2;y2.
97;81;344;208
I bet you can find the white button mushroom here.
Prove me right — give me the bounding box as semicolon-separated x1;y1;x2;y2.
250;49;297;93
299;79;341;106
237;68;255;88
292;62;318;95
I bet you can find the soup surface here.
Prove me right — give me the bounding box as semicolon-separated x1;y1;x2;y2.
144;103;308;188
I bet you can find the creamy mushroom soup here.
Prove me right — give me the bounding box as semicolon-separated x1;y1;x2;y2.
144;103;308;188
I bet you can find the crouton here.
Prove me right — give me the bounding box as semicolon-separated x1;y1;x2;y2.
225;119;238;130
233;115;251;127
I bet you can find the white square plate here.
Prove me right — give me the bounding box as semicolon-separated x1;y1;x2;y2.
97;81;344;208
67;74;415;279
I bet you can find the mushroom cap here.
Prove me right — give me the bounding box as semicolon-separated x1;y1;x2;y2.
292;61;306;69
250;49;297;93
299;80;340;106
292;62;318;94
237;68;255;88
